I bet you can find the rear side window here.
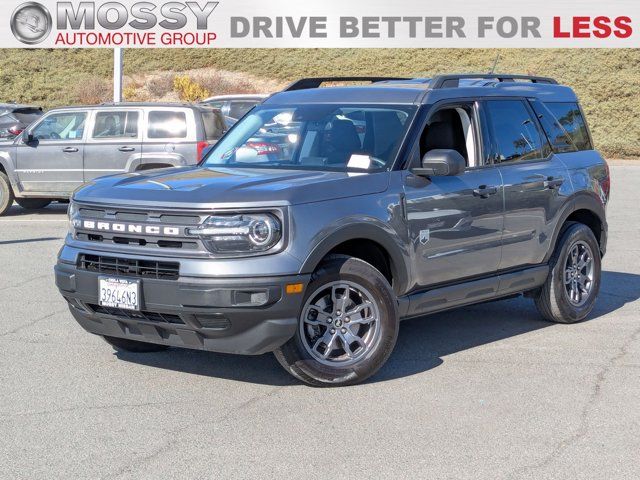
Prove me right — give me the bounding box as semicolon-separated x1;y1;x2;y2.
148;111;187;139
201;110;226;141
529;100;576;153
544;102;592;151
485;100;545;163
93;111;139;139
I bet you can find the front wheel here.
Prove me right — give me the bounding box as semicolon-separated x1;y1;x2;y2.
103;336;170;353
16;198;51;210
274;255;399;387
535;223;601;323
0;171;14;216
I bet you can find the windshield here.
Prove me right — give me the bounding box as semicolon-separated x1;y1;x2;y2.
203;104;416;172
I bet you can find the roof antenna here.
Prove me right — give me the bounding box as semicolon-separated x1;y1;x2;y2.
489;53;500;74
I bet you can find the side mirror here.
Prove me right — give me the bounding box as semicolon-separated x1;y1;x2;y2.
22;130;34;144
411;149;466;177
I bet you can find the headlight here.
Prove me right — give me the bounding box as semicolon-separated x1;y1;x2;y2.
187;213;282;255
68;200;80;235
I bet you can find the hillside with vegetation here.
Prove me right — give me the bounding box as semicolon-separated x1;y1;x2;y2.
0;48;637;158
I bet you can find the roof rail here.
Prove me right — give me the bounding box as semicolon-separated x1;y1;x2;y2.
283;77;411;92
429;74;558;89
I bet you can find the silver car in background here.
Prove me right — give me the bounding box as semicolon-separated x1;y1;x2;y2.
0;102;227;214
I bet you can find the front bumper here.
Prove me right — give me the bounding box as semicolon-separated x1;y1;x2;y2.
55;260;310;355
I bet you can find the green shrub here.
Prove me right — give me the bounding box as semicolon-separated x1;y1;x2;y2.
173;75;210;101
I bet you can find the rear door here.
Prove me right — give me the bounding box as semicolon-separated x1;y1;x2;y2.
483;98;570;270
142;108;196;167
16;110;87;193
83;109;143;182
84;108;142;182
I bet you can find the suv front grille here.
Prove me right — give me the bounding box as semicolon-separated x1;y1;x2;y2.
79;254;180;280
88;304;184;324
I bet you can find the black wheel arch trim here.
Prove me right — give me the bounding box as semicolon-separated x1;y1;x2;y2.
300;222;410;294
544;191;607;263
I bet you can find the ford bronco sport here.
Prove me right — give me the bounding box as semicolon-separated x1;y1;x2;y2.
55;75;610;386
0;103;226;215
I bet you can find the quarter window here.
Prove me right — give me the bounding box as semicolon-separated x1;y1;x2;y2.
148;111;188;139
92;111;139;139
545;102;592;151
31;112;87;141
485;100;545;163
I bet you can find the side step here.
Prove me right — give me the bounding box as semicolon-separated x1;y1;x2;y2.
400;265;549;319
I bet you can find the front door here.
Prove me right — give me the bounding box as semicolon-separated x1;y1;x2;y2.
84;110;143;182
403;102;504;290
404;168;504;289
16;111;87;193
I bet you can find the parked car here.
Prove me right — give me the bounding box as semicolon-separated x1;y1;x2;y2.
0;103;43;141
200;94;269;127
55;75;609;386
0;102;226;214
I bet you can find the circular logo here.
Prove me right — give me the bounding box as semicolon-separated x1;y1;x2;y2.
11;2;52;45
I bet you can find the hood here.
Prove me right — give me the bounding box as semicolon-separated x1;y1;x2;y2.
73;166;390;209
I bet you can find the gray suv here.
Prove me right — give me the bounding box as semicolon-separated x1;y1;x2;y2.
0;103;226;214
55;75;610;386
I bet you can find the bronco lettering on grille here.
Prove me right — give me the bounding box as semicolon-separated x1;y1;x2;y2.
81;220;180;236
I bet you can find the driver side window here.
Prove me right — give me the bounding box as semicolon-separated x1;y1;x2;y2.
416;104;479;169
32;112;87;141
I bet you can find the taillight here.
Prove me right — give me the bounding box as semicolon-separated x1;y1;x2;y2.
246;141;280;155
601;161;611;201
8;126;23;136
197;141;210;163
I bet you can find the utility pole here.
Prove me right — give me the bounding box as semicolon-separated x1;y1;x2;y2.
113;47;123;103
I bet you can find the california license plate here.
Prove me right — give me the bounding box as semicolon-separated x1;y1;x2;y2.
99;277;140;311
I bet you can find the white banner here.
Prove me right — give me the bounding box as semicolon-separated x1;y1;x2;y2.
1;0;638;48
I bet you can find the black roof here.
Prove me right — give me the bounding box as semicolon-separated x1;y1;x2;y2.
264;74;577;106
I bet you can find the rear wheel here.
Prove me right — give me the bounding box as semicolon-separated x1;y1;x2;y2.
535;223;601;323
16;198;51;210
0;171;14;216
103;336;170;353
274;255;399;387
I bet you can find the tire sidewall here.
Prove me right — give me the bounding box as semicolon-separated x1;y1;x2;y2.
276;256;399;386
0;172;13;216
550;224;602;322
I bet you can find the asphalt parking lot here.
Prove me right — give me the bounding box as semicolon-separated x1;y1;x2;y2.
0;164;638;480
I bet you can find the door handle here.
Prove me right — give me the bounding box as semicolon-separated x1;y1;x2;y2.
119;146;136;152
62;147;79;153
543;177;564;189
473;185;498;198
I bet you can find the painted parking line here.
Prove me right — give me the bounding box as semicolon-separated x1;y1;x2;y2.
0;219;68;222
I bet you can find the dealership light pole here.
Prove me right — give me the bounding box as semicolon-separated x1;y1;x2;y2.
114;48;123;103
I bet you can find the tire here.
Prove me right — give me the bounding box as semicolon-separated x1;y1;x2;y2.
0;171;14;216
16;198;51;210
103;336;170;353
274;255;399;387
535;223;601;323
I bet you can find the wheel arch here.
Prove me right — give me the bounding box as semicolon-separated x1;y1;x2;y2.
300;223;409;294
545;192;607;262
0;153;19;191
